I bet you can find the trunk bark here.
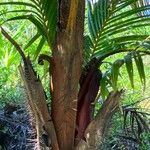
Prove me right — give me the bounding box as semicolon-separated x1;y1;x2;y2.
52;32;81;149
19;62;59;150
51;1;85;149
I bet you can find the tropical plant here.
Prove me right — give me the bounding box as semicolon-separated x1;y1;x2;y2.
0;0;150;149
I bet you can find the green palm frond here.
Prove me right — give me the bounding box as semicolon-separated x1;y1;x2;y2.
0;0;57;49
133;52;146;85
84;0;150;95
100;50;147;98
124;53;134;88
86;0;150;58
131;0;150;16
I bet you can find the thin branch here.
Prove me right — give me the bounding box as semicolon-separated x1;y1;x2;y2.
1;27;26;64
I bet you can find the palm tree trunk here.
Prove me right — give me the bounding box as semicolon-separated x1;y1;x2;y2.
51;0;85;149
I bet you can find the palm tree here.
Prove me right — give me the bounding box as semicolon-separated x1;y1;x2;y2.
0;0;150;149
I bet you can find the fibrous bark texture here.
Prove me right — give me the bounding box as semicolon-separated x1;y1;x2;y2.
1;28;58;149
76;90;123;150
51;0;85;149
19;62;59;150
